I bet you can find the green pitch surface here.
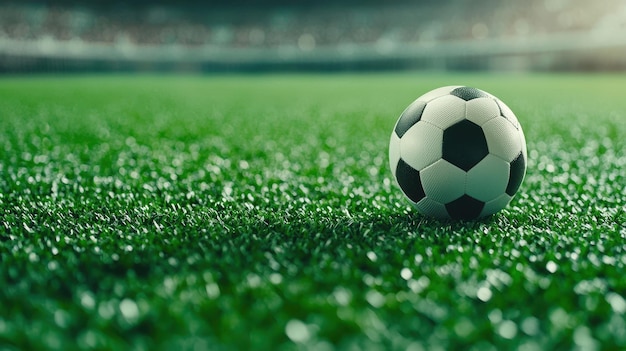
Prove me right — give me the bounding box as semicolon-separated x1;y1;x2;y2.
1;73;625;350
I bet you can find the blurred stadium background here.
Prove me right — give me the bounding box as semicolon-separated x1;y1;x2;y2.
1;0;626;73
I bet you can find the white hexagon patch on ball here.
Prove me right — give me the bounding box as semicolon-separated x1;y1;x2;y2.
389;86;527;220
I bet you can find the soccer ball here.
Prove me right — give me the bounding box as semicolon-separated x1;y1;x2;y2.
388;86;527;220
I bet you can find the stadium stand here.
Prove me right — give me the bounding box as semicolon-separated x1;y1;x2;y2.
1;0;625;72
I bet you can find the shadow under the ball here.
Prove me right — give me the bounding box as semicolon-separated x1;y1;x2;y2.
376;208;531;243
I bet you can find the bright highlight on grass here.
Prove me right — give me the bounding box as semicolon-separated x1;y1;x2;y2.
0;73;625;350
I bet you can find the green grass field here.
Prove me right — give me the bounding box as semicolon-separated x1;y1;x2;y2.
1;73;625;350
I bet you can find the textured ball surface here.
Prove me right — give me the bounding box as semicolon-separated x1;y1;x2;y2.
389;86;527;220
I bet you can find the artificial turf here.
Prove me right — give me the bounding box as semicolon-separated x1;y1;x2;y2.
0;73;624;350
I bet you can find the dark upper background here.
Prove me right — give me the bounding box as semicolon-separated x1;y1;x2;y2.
1;0;625;72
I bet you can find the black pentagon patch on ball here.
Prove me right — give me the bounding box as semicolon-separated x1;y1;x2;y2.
394;100;427;138
395;159;425;203
442;120;489;172
450;87;489;101
506;152;526;196
445;195;485;220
